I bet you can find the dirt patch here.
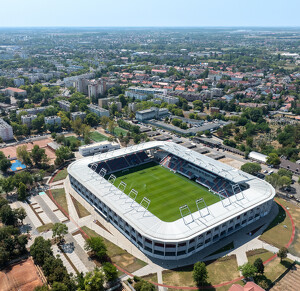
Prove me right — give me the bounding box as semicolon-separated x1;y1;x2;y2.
1;138;56;164
95;220;112;235
0;258;44;291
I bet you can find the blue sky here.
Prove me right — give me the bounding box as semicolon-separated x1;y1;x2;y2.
1;0;299;27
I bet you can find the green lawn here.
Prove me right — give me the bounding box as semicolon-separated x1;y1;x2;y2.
112;162;220;222
114;127;127;137
52;168;68;182
90;131;108;142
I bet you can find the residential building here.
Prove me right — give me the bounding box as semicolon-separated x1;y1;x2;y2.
87;104;109;117
21;114;37;127
79;141;120;156
0;118;13;141
0;87;27;97
135;107;169;122
128;102;138;113
76;78;89;95
13;78;25;87
154;94;179;104
57;100;71;111
44;116;61;125
16;106;52;116
88;79;107;99
125;86;167;100
71;111;86;121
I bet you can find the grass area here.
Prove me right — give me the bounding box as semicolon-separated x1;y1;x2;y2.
247;249;274;265
112;162;220;222
275;198;300;257
81;226;147;273
65;135;83;144
247;248;294;288
52;168;68;182
71;195;90;218
162;255;239;287
141;273;158;283
264;257;293;281
90;131;108;142
37;223;54;232
207;242;235;257
48;188;69;215
114;126;128;137
259;200;292;249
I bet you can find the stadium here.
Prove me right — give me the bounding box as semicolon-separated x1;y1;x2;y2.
68;141;275;260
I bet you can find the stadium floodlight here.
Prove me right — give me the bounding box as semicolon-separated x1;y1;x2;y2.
179;205;194;224
232;184;245;201
140;197;151;215
108;174;116;189
126;189;138;206
196;198;209;217
118;181;127;194
99;168;107;180
219;189;231;207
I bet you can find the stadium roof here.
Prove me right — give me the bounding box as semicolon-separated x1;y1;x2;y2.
68;141;275;242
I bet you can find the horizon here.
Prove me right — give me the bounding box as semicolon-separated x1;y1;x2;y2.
0;0;299;27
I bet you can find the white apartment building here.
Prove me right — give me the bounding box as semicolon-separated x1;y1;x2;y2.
44;116;61;125
87;104;109;118
88;79;107;99
0;118;13;141
21;114;37;127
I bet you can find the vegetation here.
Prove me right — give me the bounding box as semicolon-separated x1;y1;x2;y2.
112;161;219;222
241;163;261;175
193;261;208;286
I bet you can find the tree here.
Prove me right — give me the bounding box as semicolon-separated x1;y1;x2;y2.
55;146;74;166
239;263;257;279
31;145;48;166
34;285;50;291
72;118;84;136
0;156;11;173
267;153;280;166
52;222;68;243
0;177;14;194
30;237;53;266
100;116;110;130
108;120;115;134
241;163;262;175
134;280;155;291
14;207;26;224
32;116;45;132
0;204;16;225
279;176;292;188
16;145;32;166
193;261;208;286
278;169;293;179
85;113;99;127
84;236;107;261
82;268;105;291
277;247;288;262
253;258;264;275
17;182;27;201
83;125;91;144
103;262;118;282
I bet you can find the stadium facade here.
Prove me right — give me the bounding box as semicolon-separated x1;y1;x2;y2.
68;141;275;260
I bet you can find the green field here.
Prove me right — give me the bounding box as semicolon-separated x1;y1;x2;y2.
90;131;108;142
112;162;219;222
114;126;127;136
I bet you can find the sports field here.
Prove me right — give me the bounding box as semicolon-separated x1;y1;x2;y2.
112;162;220;222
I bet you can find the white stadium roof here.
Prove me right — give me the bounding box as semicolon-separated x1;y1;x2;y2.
68;141;275;242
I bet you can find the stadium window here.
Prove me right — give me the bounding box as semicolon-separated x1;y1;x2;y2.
188;246;195;252
205;238;211;244
155;242;164;248
178;242;186;247
145;246;152;252
145;238;152;244
242;220;247;225
189;238;195;243
165;252;176;256
220;230;226;237
237;215;241;220
166;244;176;248
228;227;233;232
154;250;164;256
177;250;186;256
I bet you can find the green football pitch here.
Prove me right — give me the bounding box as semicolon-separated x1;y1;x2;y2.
112;162;220;222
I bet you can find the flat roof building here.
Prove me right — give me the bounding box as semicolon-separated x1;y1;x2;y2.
87;104;109;118
0;118;13;141
79;141;120;156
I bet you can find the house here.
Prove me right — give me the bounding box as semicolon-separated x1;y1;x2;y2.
228;282;265;291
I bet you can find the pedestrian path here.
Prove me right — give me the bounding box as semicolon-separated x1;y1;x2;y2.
52;245;76;274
